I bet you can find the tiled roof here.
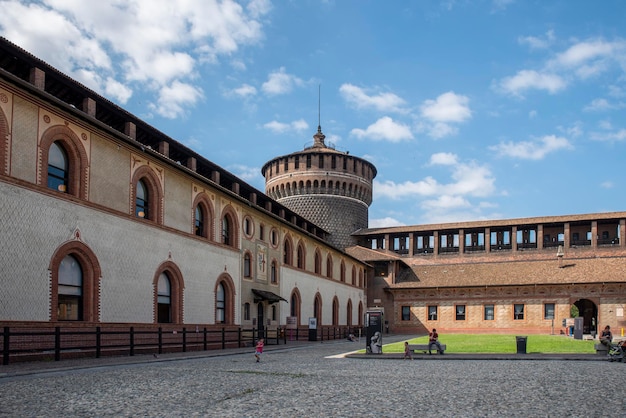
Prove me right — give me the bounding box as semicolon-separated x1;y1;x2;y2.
353;211;626;235
344;246;405;263
392;256;626;289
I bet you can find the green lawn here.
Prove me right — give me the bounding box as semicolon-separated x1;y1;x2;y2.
373;334;596;354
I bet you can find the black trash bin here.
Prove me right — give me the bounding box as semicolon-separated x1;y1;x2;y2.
516;336;527;354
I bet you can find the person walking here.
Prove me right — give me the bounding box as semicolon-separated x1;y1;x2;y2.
403;341;413;360
255;338;264;362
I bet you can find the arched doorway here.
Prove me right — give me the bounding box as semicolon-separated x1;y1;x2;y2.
573;299;598;336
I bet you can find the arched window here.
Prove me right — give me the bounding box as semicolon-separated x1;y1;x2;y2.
222;216;230;245
192;194;213;240
347;299;353;326
157;272;172;323
131;166;163;224
270;260;278;284
195;205;204;237
351;266;356;285
297;243;305;270
340;261;346;283
244;252;252;278
359;269;364;288
332;297;339;326
153;261;184;324
39;125;88;199
290;290;301;322
283;238;293;265
326;255;333;279
216;282;225;323
136;179;149;218
48;141;69;193
314;294;322;326
50;239;101;322
314;250;322;274
358;302;364;326
57;255;83;320
215;275;235;324
243;302;251;321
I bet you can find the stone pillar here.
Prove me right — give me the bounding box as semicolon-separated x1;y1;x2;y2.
591;221;598;249
82;97;96;117
29;67;45;90
124;122;136;140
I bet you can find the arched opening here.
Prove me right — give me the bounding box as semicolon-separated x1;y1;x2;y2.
573;299;598;336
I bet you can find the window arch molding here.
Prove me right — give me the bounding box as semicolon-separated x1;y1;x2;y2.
347;299;353;326
296;240;306;270
283;234;294;265
0;107;9;176
152;260;185;324
290;287;302;323
220;204;239;249
313;292;322;326
215;273;236;324
192;192;214;240
49;238;101;322
131;165;163;224
39;125;89;199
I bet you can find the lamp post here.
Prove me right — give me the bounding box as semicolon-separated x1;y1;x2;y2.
556;245;564;268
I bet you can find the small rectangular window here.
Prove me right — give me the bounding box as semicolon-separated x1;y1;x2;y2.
428;305;438;321
484;304;494;320
514;304;524;320
544;303;555;320
259;225;264;241
401;306;410;321
306;155;311;168
284;160;289;172
456;305;466;320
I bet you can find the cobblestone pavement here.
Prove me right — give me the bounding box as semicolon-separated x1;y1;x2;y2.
0;337;624;417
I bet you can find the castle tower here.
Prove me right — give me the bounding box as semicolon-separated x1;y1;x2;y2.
262;127;377;250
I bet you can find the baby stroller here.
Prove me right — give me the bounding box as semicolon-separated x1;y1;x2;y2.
607;340;626;362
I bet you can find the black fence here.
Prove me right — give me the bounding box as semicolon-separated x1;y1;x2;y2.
1;325;364;365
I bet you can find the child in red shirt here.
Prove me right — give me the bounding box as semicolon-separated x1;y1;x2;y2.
255;338;264;362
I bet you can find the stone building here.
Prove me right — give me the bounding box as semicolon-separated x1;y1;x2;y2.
348;215;626;336
262;126;376;250
0;38;366;340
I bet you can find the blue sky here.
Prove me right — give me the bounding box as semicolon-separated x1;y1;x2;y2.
2;0;625;227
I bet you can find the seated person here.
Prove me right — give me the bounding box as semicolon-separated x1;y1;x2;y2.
600;325;612;346
428;328;444;355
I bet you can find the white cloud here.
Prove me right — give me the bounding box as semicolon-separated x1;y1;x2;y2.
420;92;471;123
374;158;495;200
339;84;407;113
518;30;555;50
226;84;258;98
429;152;458;166
498;70;566;96
261;67;304;95
583;98;624;112
263;119;309;134
350;117;413;142
369;217;405;228
489;135;573;159
150;81;204;119
230;163;262;182
0;0;269;112
589;129;626;142
417;92;471;139
552;39;618;68
600;181;614;189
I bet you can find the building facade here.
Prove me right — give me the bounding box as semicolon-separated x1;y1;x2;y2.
349;215;626;336
0;39;366;339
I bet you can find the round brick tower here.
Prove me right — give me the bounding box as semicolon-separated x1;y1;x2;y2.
262;127;377;250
